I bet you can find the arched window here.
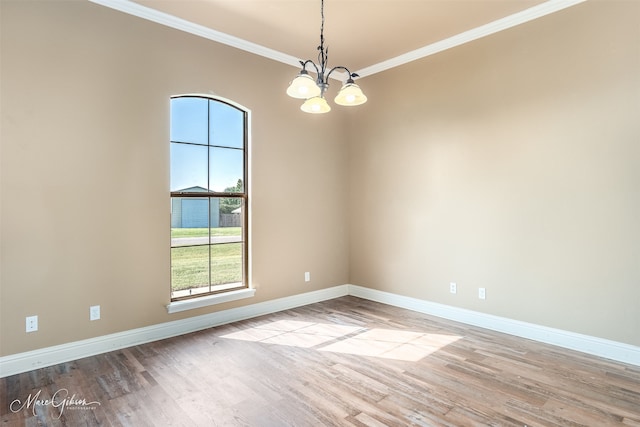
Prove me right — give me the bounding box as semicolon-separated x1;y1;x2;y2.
169;95;249;301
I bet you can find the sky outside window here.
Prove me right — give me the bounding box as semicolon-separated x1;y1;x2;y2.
170;97;244;192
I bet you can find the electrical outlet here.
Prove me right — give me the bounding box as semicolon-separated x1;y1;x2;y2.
479;288;486;300
449;282;457;294
90;305;100;321
304;272;310;282
26;315;38;333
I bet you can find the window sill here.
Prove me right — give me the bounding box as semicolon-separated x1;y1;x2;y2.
166;288;256;314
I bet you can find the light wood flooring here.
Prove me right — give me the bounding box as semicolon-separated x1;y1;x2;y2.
1;296;639;426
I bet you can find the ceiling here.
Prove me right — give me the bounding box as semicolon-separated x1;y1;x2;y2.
98;0;584;78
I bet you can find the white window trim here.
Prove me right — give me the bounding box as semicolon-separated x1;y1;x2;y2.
167;288;256;314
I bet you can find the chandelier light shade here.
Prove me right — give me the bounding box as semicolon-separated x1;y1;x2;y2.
286;71;322;99
286;0;367;114
334;78;367;106
301;96;331;114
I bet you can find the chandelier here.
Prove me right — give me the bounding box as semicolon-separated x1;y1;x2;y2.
286;0;367;114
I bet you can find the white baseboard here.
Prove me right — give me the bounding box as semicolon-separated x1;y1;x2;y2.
0;285;348;378
347;284;640;367
2;283;638;377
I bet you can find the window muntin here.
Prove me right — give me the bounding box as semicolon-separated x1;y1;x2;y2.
170;96;248;301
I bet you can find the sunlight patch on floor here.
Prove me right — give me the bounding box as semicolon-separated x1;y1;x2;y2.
219;320;461;361
220;320;362;348
321;329;461;362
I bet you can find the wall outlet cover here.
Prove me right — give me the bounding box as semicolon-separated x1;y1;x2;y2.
90;305;101;321
26;315;38;333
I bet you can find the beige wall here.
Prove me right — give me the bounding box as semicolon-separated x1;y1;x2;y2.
0;1;349;356
1;0;639;358
349;1;640;346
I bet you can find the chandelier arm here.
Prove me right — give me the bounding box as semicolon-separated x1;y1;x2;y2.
301;59;320;75
325;66;353;82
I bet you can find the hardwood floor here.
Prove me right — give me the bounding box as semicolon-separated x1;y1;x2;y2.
2;296;639;426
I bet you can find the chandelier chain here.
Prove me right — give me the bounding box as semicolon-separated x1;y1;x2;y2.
318;0;327;74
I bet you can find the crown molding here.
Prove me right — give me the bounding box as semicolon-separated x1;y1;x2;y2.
89;0;586;80
88;0;350;81
356;0;587;77
88;0;301;68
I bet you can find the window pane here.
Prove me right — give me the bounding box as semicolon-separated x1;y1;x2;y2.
212;197;243;244
171;199;218;242
209;101;244;148
209;198;220;228
171;245;210;293
170;143;208;192
210;147;243;192
171;224;209;245
210;243;243;286
180;199;208;228
171;97;208;145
